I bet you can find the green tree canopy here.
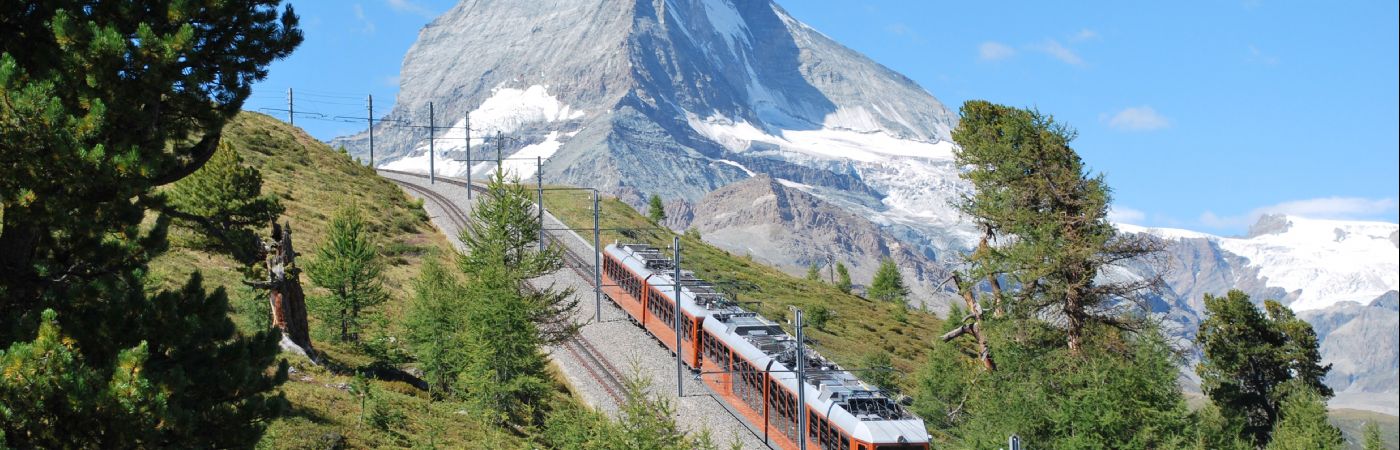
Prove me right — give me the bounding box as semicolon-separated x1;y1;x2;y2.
1265;381;1344;450
648;193;667;223
951;100;1162;353
0;1;300;446
835;262;852;293
806;263;822;281
868;257;907;302
1197;290;1334;447
165;140;283;264
307;205;388;343
428;169;579;426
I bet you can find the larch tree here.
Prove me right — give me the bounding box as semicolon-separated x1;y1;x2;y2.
806;263;822;281
306;205;388;343
0;1;301;447
835;262;852;293
648;193;667;223
868;257;907;302
455;168;579;425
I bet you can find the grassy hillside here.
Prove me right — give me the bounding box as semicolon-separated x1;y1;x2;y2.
148;112;528;448
1332;408;1399;450
541;189;944;386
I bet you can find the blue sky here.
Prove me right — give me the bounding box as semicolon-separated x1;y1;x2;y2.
249;0;1399;235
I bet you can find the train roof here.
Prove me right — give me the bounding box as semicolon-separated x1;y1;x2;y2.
605;243;928;444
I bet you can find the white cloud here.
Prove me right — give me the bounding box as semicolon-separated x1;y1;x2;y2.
1034;39;1084;66
353;4;375;34
1108;206;1147;224
1200;197;1399;229
1070;28;1099;42
385;0;434;18
978;41;1016;61
1107;106;1170;131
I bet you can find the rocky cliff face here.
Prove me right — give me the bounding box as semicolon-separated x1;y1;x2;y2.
679;175;956;311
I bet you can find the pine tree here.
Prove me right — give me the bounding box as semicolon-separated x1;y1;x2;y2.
868;257;907;302
1265;381;1344;450
164;140;283;265
951;100;1163;354
1197;290;1334;447
307;205;388;343
0;2;300;446
835;262;852;293
806;263;822;281
648;194;667;223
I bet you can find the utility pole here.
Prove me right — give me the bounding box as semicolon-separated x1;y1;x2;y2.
794;306;808;450
593;191;602;323
537;156;544;253
428;102;435;184
470;111;476;196
495;131;503;166
673;236;684;398
367;95;374;168
287;88;294;126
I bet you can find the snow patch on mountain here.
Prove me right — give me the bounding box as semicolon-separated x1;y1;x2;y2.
1120;216;1399;312
381;85;582;178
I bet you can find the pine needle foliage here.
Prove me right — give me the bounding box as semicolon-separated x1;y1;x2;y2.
835;262;852;294
165;140;283;265
868;257;908;302
457;170;576;425
307;205;388;343
648;194;667;223
951;100;1164;353
1197;290;1334;447
0;1;300;447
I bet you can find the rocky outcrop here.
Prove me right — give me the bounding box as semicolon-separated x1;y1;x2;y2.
688;175;956;311
1298;291;1399;394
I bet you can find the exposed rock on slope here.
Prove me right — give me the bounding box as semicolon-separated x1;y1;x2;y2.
684;175;955;311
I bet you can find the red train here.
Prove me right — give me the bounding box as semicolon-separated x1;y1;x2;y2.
601;243;929;450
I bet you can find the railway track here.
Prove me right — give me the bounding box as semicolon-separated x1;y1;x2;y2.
385;172;629;406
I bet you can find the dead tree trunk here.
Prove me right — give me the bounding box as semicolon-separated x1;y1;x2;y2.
942;273;995;371
249;221;315;360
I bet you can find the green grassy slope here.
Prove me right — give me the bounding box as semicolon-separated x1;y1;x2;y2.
541;189;944;387
1332;408;1399;450
148;112;527;449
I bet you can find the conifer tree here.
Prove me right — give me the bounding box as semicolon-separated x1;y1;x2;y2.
1197;290;1334;447
806;263;822;281
835;262;852;293
307;205;388;343
951;100;1163;354
403;259;471;398
868;257;907;302
1362;422;1383;450
0;2;300;446
648;193;667;223
1265;381;1344;450
164;140;283;265
455;169;579;425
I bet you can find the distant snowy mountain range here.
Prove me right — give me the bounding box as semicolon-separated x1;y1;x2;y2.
330;0;1398;412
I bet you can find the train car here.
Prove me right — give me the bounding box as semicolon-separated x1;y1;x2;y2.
601;243;929;450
